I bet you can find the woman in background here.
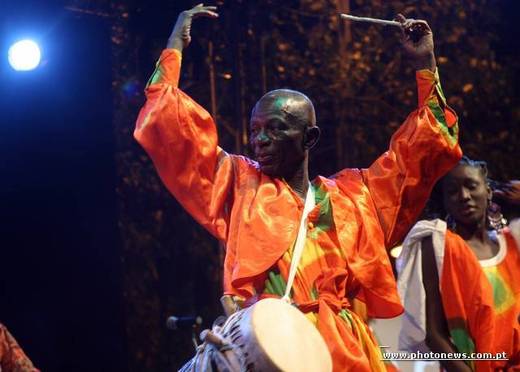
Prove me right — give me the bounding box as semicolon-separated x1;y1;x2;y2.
397;157;520;371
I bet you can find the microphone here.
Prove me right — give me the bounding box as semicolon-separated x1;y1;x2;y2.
166;315;203;330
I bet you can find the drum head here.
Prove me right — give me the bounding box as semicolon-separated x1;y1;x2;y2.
251;298;332;372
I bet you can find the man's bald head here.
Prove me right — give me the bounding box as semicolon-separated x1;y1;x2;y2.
249;89;320;179
252;89;316;129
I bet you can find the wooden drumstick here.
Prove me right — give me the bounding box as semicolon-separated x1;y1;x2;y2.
340;13;401;27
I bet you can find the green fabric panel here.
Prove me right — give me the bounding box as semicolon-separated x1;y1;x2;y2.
484;270;508;309
450;327;476;370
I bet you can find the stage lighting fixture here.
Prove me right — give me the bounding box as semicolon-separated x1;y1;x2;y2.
8;39;41;71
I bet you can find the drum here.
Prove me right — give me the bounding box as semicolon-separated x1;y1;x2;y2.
180;298;332;372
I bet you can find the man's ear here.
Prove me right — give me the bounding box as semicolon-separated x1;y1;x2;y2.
304;126;321;150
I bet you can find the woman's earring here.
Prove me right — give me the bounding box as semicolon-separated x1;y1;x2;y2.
487;201;507;231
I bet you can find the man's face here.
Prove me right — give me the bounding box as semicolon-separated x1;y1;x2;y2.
442;164;490;227
250;99;307;178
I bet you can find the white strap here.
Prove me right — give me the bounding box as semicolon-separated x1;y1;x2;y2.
282;184;315;302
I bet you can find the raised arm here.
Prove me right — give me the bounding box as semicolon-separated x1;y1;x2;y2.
134;5;233;241
359;16;461;247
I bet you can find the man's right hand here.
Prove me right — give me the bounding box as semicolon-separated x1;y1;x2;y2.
167;3;218;52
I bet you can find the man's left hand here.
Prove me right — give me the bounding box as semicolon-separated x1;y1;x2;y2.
396;14;436;71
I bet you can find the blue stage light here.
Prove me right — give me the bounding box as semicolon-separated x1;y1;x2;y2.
8;39;41;71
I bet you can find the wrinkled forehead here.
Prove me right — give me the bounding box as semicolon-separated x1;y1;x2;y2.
250;95;315;127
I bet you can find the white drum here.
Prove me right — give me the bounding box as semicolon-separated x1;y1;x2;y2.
180;298;332;372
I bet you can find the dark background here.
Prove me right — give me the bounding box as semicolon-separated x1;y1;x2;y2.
1;0;519;371
0;1;126;371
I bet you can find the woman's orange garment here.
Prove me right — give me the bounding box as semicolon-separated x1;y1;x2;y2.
484;231;520;368
441;229;520;370
135;49;461;371
0;324;39;372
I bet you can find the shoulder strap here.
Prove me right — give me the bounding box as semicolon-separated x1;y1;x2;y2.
282;184;315;302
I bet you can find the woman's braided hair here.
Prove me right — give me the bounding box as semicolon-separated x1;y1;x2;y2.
424;156;490;219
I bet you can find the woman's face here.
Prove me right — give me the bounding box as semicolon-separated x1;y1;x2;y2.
442;164;491;227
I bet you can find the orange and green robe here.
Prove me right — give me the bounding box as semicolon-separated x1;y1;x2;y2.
134;49;461;371
0;323;39;372
480;229;520;368
398;219;520;371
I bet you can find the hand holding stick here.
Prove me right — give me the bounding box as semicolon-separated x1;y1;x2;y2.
396;14;435;71
341;13;436;71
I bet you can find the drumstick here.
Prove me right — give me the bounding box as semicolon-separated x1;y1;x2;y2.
340;14;401;27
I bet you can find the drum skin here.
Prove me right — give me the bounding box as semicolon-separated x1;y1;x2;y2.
220;298;332;372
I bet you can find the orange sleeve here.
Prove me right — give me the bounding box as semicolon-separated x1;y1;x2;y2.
134;49;234;241
360;69;462;248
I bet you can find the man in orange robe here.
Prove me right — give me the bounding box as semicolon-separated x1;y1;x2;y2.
134;5;461;371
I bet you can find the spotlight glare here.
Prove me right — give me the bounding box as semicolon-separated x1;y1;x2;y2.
8;39;41;71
